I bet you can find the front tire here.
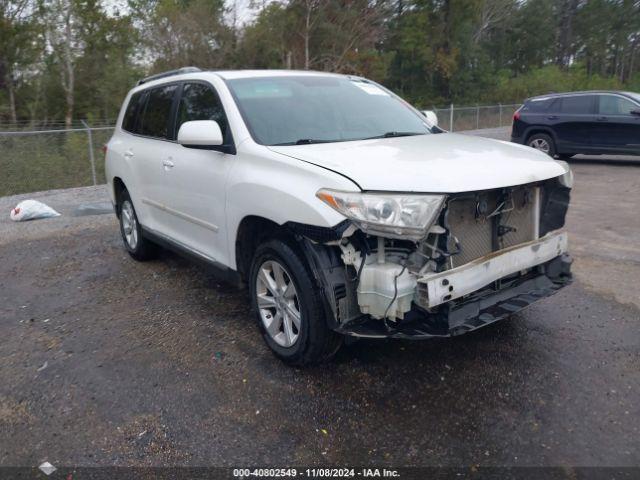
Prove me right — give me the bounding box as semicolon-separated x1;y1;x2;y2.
249;238;342;365
527;133;556;157
118;189;158;261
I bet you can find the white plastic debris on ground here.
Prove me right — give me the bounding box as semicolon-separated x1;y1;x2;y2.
10;200;61;222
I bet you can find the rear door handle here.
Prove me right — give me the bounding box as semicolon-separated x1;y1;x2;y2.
162;159;175;170
547;115;558;120
596;116;608;122
123;150;134;159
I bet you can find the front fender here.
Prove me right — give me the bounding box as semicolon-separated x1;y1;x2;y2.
225;150;359;269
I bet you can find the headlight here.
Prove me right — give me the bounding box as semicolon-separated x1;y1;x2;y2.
317;189;445;240
555;160;574;188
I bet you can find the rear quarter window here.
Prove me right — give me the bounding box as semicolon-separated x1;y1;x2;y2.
523;98;554;113
122;91;143;133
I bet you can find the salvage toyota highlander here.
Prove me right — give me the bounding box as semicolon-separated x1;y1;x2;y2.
106;68;573;365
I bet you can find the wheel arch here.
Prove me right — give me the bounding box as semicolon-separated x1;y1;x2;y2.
234;215;285;282
112;177;127;217
524;127;558;146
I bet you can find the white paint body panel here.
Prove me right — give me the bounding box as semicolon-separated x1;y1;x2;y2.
269;134;567;193
151;141;231;262
417;231;569;308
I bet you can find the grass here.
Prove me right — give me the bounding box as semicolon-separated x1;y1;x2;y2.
0;129;112;197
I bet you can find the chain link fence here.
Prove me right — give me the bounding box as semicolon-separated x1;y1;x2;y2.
0;103;521;197
429;103;521;132
0;124;113;197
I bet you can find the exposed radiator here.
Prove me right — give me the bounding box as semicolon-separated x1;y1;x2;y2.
442;186;539;269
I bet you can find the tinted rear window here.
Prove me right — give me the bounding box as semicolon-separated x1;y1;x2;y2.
523;98;554;112
122;91;143;133
139;85;178;139
558;95;595;114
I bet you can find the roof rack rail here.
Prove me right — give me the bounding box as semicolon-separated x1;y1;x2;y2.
137;67;202;86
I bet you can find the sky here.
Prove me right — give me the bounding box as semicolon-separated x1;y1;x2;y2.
103;0;260;25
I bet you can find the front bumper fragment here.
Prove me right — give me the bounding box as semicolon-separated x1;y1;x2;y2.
335;253;573;339
417;231;568;308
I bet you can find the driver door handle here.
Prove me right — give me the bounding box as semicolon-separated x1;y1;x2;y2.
596;116;608;122
123;149;134;159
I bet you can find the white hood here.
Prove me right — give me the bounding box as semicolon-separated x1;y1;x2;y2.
268;133;567;193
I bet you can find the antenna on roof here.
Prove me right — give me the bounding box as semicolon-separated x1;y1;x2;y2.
137;67;202;86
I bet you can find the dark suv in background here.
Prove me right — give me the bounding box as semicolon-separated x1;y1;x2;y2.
511;91;640;158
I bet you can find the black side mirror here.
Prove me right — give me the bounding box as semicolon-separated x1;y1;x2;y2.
631;109;640;116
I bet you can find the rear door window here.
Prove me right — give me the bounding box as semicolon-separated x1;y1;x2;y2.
559;95;595;114
139;85;179;139
598;95;638;115
175;82;229;139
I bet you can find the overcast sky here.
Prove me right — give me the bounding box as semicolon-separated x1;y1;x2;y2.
103;0;259;25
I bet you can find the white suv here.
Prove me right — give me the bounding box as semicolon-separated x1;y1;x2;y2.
106;67;573;364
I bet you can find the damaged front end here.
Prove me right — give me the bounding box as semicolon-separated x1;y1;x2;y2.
290;176;573;339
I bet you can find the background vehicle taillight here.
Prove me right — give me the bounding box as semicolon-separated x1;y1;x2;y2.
513;111;521;121
102;144;107;158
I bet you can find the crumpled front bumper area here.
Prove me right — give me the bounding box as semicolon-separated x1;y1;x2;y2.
335;253;573;339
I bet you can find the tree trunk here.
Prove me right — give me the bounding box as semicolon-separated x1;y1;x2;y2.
304;2;311;70
7;75;17;123
29;76;42;126
65;86;73;129
555;0;579;68
62;9;75;129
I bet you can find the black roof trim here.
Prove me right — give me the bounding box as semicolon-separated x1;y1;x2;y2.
137;67;202;86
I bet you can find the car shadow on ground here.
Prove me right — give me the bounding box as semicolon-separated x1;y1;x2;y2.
155;245;537;371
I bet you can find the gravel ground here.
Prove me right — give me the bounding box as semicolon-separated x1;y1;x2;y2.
0;133;639;469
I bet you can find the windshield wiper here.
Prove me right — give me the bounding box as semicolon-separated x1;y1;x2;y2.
272;138;335;146
364;131;426;140
272;132;425;146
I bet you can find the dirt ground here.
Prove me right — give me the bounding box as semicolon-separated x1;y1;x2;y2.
0;148;639;469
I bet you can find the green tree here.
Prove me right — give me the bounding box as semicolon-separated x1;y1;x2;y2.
0;0;42;123
129;0;233;72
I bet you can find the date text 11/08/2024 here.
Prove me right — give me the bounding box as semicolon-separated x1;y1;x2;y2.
232;468;401;478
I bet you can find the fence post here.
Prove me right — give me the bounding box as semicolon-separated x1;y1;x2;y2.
81;119;97;186
499;103;503;127
476;104;480;129
449;103;454;132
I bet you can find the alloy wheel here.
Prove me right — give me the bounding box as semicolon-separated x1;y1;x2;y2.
529;138;550;153
255;260;301;348
121;200;139;250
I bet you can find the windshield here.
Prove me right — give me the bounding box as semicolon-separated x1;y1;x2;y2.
226;76;431;146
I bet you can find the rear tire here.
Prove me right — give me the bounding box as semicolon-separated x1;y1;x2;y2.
249;238;342;365
527;133;556;157
118;189;158;261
